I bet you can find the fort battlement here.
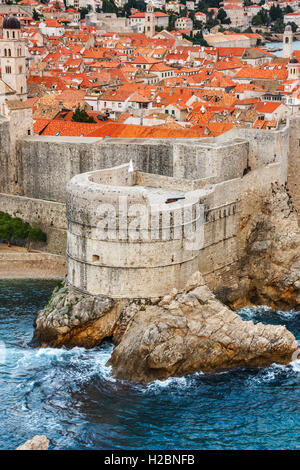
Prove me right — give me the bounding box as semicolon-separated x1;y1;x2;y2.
67;163;206;297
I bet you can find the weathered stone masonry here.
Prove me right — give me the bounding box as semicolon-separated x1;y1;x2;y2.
0;117;298;285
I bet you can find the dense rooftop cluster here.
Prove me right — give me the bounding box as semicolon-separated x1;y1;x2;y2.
1;0;299;138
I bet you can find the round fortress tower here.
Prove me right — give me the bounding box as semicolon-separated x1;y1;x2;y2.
66;163;204;298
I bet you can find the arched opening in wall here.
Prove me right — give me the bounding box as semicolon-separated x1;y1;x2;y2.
92;255;100;262
8;49;11;57
4;49;7;57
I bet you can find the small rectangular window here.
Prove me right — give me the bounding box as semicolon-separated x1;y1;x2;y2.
92;255;99;262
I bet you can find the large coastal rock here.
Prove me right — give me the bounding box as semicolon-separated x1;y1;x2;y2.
33;281;123;348
34;273;298;384
16;435;49;450
108;272;298;383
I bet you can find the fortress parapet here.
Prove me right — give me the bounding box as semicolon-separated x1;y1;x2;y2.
66;163;208;298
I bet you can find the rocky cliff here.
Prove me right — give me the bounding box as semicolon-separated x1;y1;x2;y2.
224;183;300;311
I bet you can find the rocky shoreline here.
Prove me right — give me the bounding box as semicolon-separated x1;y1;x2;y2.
33;272;298;384
32;184;300;384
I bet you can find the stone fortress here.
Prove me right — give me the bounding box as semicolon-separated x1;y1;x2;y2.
27;119;299;382
0;15;298;301
0;17;298;303
0;108;299;301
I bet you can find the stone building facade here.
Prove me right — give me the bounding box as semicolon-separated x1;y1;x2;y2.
0;16;27;101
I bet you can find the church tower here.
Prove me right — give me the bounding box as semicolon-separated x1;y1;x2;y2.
283;25;293;59
145;1;155;38
1;16;27;100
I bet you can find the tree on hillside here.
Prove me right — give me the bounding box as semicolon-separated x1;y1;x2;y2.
252;8;269;26
79;6;92;19
271;19;284;33
217;8;226;22
205;15;219;30
167;13;177;31
287;21;298;32
269;4;282;22
284;5;293;14
122;0;146;16
184;30;209;46
72;108;96;123
217;8;231;24
32;8;40;20
102;0;118;14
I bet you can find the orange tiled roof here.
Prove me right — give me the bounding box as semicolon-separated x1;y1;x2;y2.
255;101;282;113
234;66;288;81
86;122;205;139
38;120;103;137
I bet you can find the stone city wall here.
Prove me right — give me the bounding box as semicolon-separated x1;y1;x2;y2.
0;117;295;284
0;118;11;195
219;123;290;183
9;136;250;203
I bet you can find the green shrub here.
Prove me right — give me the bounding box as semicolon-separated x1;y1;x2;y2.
0;212;47;248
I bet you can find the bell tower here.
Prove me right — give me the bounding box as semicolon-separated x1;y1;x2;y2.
283;25;293;59
145;1;155;38
1;16;27;100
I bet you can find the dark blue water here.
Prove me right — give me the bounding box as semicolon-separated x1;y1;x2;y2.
0;280;299;450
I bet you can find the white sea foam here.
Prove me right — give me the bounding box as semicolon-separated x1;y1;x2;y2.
143;371;206;393
6;342;116;383
290;357;300;372
238;305;299;320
